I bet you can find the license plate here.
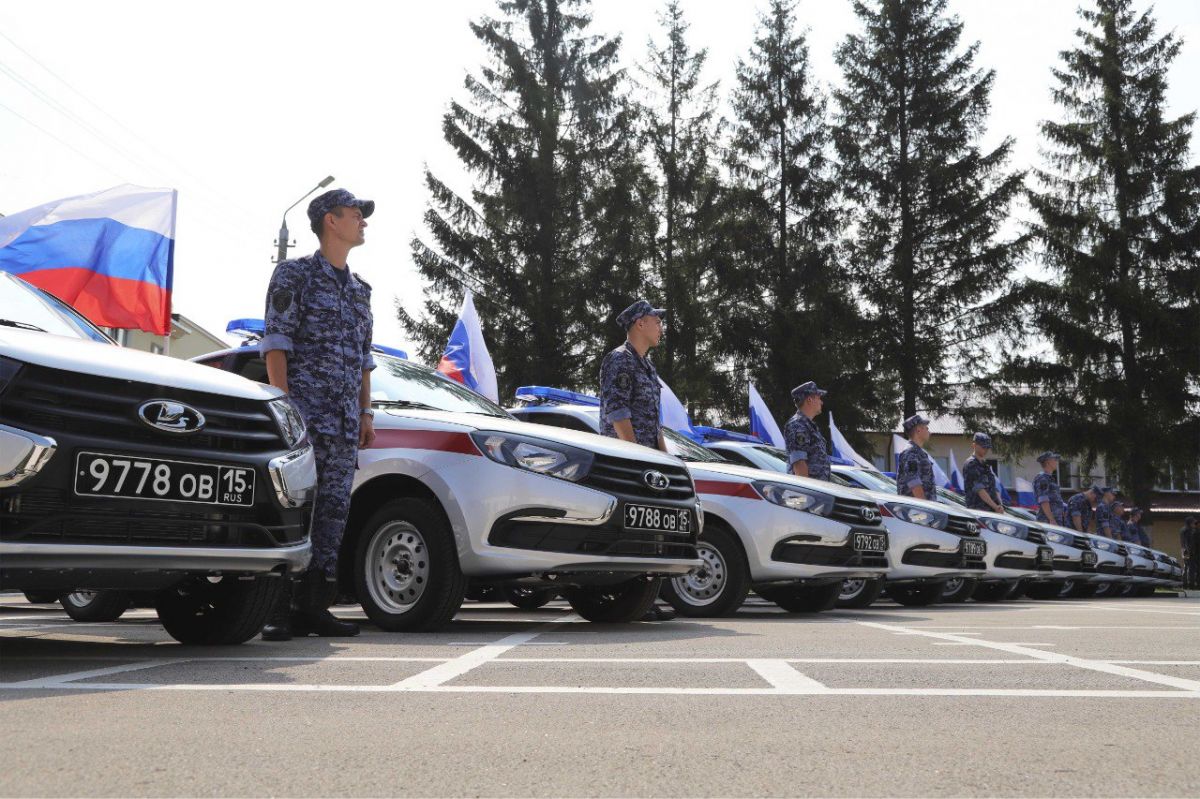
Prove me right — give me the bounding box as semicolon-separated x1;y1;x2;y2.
852;531;888;552
75;451;255;507
961;539;986;557
623;503;691;533
1081;552;1098;566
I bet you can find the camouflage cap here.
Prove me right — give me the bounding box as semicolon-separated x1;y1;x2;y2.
1036;451;1061;464
307;189;375;228
1087;483;1104;495
790;381;827;401
616;299;666;329
973;432;993;448
902;414;930;434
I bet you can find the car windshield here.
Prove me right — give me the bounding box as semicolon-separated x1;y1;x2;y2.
750;445;791;471
370;355;512;418
663;429;726;463
0;273;115;344
841;467;899;494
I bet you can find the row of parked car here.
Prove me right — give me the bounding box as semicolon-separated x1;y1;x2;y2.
0;271;1183;644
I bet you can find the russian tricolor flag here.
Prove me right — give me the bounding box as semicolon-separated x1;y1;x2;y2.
0;185;176;335
437;290;498;402
748;381;785;448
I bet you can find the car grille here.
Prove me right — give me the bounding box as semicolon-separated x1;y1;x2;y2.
0;487;307;548
1025;530;1046;545
1;364;284;453
583;456;694;501
902;546;986;570
771;537;887;569
829;497;883;527
488;518;697;560
945;515;979;536
1070;535;1092;551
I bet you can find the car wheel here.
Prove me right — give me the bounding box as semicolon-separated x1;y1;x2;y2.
971;581;1014;602
60;590;130;622
1067;581;1099;598
760;582;841;613
355;498;465;632
565;579;662;623
505;587;557;610
1007;582;1028;599
941;577;978;603
22;591;59;604
836;577;884;609
660;526;749;617
886;583;943;606
155;576;282;645
1136;585;1157;597
1023;580;1066;600
1092;581;1118;598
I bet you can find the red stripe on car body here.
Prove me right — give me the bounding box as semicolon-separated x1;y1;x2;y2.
368;429;481;456
694;479;761;500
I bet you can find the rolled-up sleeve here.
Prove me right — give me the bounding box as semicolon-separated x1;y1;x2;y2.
600;352;632;423
262;261;306;353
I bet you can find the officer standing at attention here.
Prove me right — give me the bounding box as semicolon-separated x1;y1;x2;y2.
783;382;831;481
1033;452;1067;527
260;189;377;640
1094;486;1118;538
599;299;675;622
1126;507;1149;546
962;432;1004;513
1067;484;1103;534
895;414;937;500
1107;498;1127;541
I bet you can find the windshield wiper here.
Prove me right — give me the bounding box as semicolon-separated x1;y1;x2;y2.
372;399;440;411
0;319;47;332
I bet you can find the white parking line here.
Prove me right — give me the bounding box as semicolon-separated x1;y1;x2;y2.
5;659;186;688
746;660;828;692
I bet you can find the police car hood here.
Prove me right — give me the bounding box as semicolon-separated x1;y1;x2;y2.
685;460;871;501
376;407;687;466
852;487;976;520
0;326;281;402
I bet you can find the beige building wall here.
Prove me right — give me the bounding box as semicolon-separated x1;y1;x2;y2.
105;313;229;361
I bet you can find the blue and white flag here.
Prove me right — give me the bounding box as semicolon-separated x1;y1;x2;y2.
891;434;909;470
948;449;963;492
1015;477;1036;508
992;467;1013;505
748;381;785;448
436;290;498;402
828;413;875;470
659;378;698;440
930;453;951;491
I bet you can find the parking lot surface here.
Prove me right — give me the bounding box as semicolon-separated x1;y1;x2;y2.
3;593;1199;797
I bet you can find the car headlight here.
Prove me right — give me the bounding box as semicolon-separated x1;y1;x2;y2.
1045;531;1069;544
267;397;308;449
1092;539;1112;551
982;518;1026;538
752;481;835;515
470;431;594;482
882;502;948;529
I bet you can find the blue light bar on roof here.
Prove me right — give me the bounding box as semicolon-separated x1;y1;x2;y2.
514;385;601;407
692;425;762;444
371;344;408;359
226;318;265;338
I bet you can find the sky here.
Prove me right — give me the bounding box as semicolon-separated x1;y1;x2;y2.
2;0;1198;358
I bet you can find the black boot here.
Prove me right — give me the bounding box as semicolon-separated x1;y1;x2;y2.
293;571;360;637
260;578;294;641
641;603;676;622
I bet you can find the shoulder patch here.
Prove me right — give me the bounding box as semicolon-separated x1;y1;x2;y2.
272;289;294;314
615;373;632;392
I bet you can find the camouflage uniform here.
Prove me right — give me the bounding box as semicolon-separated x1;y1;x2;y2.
1094;500;1116;538
1127;513;1149;546
599;340;661;450
896;443;936;499
1066;492;1094;533
1108;510;1127;541
263;248;375;577
1033;472;1067;527
783;413;830;481
962;455;998;511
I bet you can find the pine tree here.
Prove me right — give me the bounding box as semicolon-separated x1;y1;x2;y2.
716;0;882;450
833;0;1026;421
401;0;635;397
640;0;723;418
977;0;1200;515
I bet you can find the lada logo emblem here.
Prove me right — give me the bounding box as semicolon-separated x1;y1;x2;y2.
860;506;880;523
138;400;205;434
966;522;978;535
643;470;670;491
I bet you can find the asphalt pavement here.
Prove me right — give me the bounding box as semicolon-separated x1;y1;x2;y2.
2;593;1199;797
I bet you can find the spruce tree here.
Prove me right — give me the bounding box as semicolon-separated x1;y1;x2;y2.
640;0;723;418
978;0;1200;515
833;0;1026;421
401;0;634;397
716;0;882;449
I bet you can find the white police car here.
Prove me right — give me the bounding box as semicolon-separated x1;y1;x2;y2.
1080;535;1135;597
701;434;988;608
196;346;703;628
507;388;890;616
1021;522;1099;599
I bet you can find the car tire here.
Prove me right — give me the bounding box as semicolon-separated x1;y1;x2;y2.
1136;585;1157;597
60;590;130;622
1023;580;1066;600
660;525;750;617
941;577;978;603
155;576;282;645
1067;581;1099;598
505;587;557;610
836;577;884;609
1092;581;1118;598
971;581;1014;603
565;579;663;623
22;591;60;604
886;583;943;607
355;498;466;632
760;582;841;613
1007;582;1028;600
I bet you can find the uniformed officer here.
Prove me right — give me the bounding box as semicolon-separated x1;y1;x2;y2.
599;299;675;622
895;414;937;500
783;382;831;481
1126;507;1150;546
1067;484;1103;534
1106;498;1127;541
1182;517;1199;588
1033;451;1067;527
600;300;667;452
962;432;1003;513
260;188;377;640
1094;486;1118;538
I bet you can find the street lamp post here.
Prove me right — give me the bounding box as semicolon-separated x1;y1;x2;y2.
275;175;335;264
